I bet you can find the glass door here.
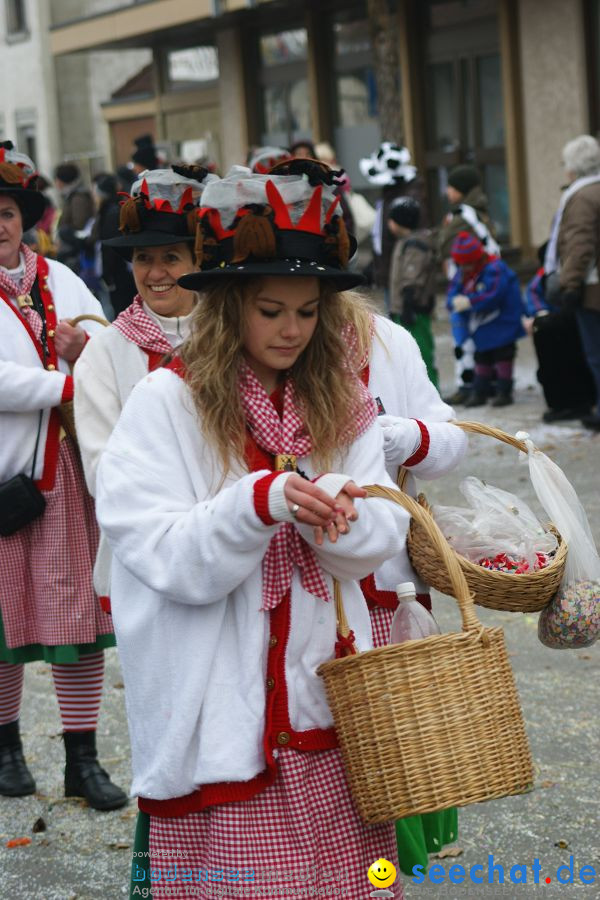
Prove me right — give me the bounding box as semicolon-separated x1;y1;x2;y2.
422;1;509;240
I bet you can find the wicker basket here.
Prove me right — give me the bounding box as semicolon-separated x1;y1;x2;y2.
406;421;567;613
58;314;109;443
318;485;534;825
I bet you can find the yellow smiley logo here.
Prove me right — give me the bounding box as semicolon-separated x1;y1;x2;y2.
367;858;397;888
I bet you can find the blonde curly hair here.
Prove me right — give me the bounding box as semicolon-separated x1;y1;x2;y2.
180;277;376;474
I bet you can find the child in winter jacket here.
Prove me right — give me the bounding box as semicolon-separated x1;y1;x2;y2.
447;231;524;407
438;165;501;405
388;196;439;386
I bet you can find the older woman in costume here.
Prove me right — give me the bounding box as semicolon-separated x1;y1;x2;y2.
0;141;125;809
74;165;215;610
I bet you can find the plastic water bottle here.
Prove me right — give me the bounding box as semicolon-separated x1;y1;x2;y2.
390;582;441;643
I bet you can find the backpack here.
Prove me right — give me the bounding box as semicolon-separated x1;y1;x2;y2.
397;235;437;313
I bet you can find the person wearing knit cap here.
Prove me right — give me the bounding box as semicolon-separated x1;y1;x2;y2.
438;164;500;405
387;197;439;386
359;142;424;297
0;141;126;810
90;172;136;316
447;231;524;407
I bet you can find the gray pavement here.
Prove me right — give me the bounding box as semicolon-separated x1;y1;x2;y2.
0;309;598;899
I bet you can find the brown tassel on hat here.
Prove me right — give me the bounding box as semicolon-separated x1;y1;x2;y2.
186;207;198;236
232;207;276;263
119;197;142;234
194;220;205;266
194;219;219;267
324;216;350;266
336;216;350;266
0;162;25;185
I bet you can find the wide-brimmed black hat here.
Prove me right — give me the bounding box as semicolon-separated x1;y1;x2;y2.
178;161;364;292
0;142;46;231
103;165;218;260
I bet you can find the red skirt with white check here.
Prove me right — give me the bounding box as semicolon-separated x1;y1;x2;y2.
148;747;403;899
0;437;113;648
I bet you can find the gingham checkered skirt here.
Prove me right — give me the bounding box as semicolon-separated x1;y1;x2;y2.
370;606;394;649
0;437;113;648
148;748;402;899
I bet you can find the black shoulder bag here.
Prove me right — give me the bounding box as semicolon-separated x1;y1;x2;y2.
0;283;48;536
0;413;46;536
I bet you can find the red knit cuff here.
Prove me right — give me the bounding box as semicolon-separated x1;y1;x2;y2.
253;472;282;525
403;420;430;467
61;375;74;402
99;595;112;614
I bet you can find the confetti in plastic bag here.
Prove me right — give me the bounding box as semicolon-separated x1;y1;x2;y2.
516;432;600;649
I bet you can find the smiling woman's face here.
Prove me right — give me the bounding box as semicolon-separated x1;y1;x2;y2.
0;195;23;269
131;243;197;317
242;275;320;393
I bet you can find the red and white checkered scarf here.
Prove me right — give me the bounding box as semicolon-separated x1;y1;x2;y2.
341;311;376;374
238;358;376;611
0;243;38;299
111;294;173;355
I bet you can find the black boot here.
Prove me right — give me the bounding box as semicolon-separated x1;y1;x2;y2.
64;731;128;811
490;378;514;407
464;375;493;408
0;720;36;797
443;386;472;405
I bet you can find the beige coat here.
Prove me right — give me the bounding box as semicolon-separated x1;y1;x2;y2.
558;180;600;312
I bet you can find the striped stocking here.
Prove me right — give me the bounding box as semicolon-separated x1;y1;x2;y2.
0;662;25;726
51;651;105;732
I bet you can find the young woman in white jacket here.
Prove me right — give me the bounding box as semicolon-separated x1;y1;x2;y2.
96;165;415;899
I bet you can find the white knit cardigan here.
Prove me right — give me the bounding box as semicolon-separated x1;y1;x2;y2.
0;259;105;483
367;315;468;592
96;367;409;800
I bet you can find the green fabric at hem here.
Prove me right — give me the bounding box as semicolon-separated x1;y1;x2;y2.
395;807;458;876
0;611;115;664
390;312;439;389
130;806;457;894
130;811;151;899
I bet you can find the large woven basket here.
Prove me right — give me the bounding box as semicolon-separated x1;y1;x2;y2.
406;421;567;613
58;313;109;443
318;485;534;825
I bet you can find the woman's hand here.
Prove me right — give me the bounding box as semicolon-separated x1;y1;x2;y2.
283;474;340;529
54;321;87;363
312;481;367;546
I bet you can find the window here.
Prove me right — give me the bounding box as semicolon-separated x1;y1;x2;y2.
259;27;310;147
6;0;28;36
166;46;219;90
16;121;36;166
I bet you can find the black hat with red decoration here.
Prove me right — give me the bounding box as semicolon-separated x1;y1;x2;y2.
103;165;219;259
0;141;46;231
178;160;364;291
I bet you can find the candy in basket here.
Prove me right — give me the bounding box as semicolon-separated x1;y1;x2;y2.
432;477;558;574
405;422;567;613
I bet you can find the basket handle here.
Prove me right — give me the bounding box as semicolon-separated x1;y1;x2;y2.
68;314;110;328
332;485;481;653
362;485;480;632
453;420;529;453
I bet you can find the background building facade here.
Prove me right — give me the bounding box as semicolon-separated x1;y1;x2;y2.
2;0;599;257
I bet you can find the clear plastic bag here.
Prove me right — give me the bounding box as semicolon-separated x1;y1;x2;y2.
515;433;600;649
432;476;557;569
